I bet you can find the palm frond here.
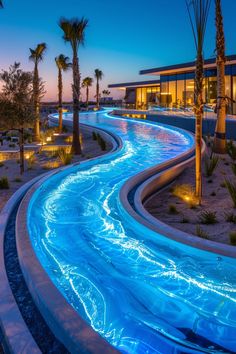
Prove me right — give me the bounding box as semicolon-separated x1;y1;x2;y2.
94;69;104;80
59;17;88;50
82;77;93;87
29;43;47;62
55;54;71;71
185;0;211;51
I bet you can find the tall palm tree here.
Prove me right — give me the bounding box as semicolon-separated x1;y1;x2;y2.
82;77;93;110
186;0;211;204
213;0;226;153
29;43;47;142
94;69;103;109
55;54;71;133
59;17;88;155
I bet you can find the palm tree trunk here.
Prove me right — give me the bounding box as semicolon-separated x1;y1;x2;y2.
96;80;99;109
71;49;81;155
58;68;63;133
213;0;226;154
86;86;89;110
19;127;24;175
33;64;40;142
214;60;226;152
195;50;204;204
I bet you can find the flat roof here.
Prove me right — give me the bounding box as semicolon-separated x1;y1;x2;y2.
108;79;160;89
140;54;236;76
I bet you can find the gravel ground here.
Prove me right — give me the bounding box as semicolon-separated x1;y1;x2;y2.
0;129;112;212
145;151;236;245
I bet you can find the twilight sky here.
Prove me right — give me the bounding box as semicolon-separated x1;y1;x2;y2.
0;0;235;101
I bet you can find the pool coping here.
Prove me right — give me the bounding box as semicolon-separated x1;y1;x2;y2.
15;122;121;353
0;175;43;354
0;122;120;354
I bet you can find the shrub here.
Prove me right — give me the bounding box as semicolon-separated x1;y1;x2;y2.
225;212;236;223
172;184;198;206
196;225;209;239
227;140;236;161
229;231;236;245
204;155;219;177
46;149;59;158
199;210;217;224
57;148;72;165
13;177;22;183
181;216;189;223
168;204;178;214
80;134;83;147
97;133;101;144
231;163;236;177
42;161;60;170
0;176;10;189
96;133;107;151
92;132;97;140
62;126;68;133
100;137;107;151
27;154;36;169
225;179;236;208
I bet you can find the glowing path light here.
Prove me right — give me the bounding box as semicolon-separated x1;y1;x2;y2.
27;110;236;353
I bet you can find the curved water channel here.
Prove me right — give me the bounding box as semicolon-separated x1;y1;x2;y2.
27;111;236;353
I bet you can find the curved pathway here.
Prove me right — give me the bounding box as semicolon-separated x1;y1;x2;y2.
27;111;236;353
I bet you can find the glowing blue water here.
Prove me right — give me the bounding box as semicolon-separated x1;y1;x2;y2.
27;111;236;353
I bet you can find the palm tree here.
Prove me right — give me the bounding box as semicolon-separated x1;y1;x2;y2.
94;69;103;109
213;0;226;153
29;43;47;142
59;17;88;155
102;89;111;98
186;0;211;204
82;77;93;110
55;54;71;133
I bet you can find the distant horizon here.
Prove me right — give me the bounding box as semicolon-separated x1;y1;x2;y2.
1;0;236;101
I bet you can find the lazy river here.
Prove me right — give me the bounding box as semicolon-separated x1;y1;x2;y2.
27;110;236;353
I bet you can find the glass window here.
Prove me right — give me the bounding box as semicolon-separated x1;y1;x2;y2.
160;82;169;107
176;79;185;108
185;79;195;106
232;77;236;114
136;88;142;109
225;75;231;98
168;81;176;107
208;76;217;104
225;76;232;114
147;87;159;107
136;88;147;109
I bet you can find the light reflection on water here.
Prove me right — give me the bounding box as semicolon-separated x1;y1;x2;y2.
27;111;236;353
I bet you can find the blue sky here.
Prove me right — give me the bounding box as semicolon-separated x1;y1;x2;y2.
0;0;235;101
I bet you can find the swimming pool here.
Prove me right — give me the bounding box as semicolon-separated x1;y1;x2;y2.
27;110;236;353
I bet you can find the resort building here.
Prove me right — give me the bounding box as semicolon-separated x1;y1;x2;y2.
109;54;236;114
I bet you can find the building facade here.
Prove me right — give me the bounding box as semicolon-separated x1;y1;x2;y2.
109;55;236;114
